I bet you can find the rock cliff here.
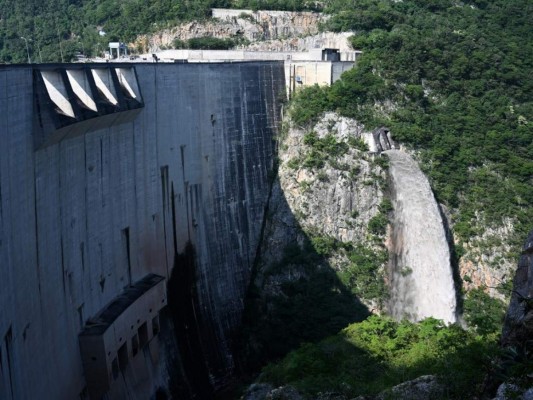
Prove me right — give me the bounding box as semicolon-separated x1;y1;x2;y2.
240;113;389;369
485;230;533;399
502;230;533;346
278;113;386;246
135;9;329;52
458;220;517;300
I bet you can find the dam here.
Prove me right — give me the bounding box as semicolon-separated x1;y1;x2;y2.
0;62;284;399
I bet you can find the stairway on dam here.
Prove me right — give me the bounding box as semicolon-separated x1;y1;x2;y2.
0;62;284;399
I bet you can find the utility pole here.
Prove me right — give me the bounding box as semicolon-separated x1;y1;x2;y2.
56;21;65;62
20;37;31;63
36;41;43;63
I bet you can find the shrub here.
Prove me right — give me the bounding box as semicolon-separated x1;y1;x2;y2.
260;315;498;399
368;213;388;236
464;287;506;336
187;36;237;50
347;136;369;151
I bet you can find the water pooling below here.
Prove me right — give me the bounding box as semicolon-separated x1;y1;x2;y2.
384;150;456;323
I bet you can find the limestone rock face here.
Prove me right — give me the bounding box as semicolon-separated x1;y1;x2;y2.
487;230;533;400
458;219;517;300
493;384;533;400
242;376;444;400
255;112;388;312
279;113;385;245
242;32;354;53
375;375;444;400
135;10;329;52
242;384;303;400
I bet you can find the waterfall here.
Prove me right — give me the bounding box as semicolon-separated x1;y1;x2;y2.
384;149;456;323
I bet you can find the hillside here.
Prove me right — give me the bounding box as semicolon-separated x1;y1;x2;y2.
291;0;532;299
0;0;319;63
238;0;532;397
1;0;531;398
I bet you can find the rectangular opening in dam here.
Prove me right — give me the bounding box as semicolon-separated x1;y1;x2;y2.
79;274;167;398
138;322;148;348
118;343;128;371
115;68;141;101
152;316;160;336
131;334;139;356
122;227;132;286
91;68;118;106
66;69;97;112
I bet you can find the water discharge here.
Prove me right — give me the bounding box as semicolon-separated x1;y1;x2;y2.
384;149;456;323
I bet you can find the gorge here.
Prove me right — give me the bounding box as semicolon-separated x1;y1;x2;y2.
1;1;531;397
0;61;468;400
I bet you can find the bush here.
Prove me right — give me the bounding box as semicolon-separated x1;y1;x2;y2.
310;235;338;256
186;36;238;50
368;213;388;236
464;287;506;336
260;315;499;399
347;136;369;151
338;245;388;302
290;85;332;126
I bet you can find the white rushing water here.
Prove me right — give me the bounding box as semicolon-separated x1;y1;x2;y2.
384;150;457;323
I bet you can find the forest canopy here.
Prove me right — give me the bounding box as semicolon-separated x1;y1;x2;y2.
291;0;533;248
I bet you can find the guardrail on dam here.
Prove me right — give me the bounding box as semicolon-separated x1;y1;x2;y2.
0;61;285;399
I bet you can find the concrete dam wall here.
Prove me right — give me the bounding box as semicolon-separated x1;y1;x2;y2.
0;62;285;399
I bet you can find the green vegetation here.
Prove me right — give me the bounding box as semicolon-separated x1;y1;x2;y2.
496;340;533;391
367;198;393;237
232;0;320;11
290;0;533;251
337;244;388;304
0;0;216;62
240;238;369;370
288;129;354;171
309;232;388;305
464;287;507;336
173;36;245;50
347;135;369;151
261;315;499;399
368;213;388;236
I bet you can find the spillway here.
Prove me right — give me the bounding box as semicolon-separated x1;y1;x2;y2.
385;149;456;323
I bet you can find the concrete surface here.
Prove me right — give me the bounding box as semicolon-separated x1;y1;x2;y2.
0;61;284;399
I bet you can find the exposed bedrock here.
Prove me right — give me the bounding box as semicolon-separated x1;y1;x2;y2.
502;230;533;346
385;149;457;323
0;62;284;399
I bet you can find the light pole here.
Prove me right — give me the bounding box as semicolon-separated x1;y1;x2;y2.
20;37;31;64
35;41;43;63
